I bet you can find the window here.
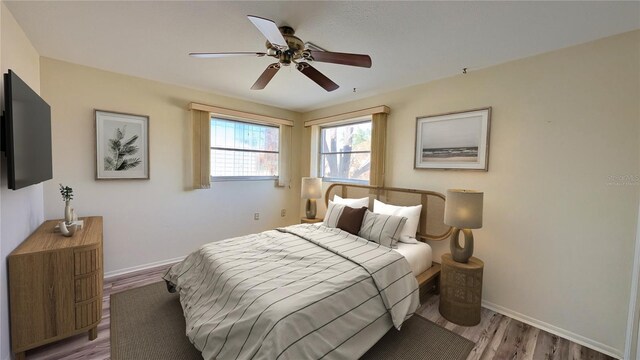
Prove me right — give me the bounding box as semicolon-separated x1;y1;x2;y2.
210;117;279;179
319;121;371;183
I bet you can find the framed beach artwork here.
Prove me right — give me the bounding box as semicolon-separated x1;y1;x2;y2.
95;110;149;180
414;107;491;171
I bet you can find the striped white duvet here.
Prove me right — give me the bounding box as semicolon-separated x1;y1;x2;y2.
163;224;419;360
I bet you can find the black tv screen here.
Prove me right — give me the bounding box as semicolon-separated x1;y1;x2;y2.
3;70;52;190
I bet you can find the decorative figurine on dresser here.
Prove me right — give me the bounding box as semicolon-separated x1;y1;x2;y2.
59;183;80;236
60;183;74;223
439;189;485;326
8;216;104;360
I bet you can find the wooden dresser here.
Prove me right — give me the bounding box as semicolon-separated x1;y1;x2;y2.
8;216;103;360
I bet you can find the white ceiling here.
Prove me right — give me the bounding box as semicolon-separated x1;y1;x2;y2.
5;1;639;112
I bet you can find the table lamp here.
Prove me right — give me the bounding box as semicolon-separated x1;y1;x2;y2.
301;177;322;219
444;189;484;263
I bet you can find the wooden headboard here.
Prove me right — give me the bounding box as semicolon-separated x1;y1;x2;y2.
324;183;452;242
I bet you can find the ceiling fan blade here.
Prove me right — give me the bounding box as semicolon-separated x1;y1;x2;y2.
189;52;266;58
247;15;288;50
296;62;339;92
251;63;281;90
308;50;372;68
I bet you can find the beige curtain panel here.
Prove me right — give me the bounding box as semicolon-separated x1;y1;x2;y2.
278;124;292;188
370;112;388;187
192;109;211;189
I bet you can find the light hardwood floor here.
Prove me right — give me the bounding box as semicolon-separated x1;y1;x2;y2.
25;263;614;360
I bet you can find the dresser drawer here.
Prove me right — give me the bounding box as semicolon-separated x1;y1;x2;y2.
75;272;101;302
74;246;101;276
8;250;76;350
75;298;101;330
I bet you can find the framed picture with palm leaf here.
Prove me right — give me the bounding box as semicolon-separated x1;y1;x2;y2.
95;110;149;180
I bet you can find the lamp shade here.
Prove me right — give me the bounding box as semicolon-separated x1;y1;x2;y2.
444;189;483;229
301;177;322;199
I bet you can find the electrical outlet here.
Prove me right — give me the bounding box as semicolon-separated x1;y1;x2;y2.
254;213;260;220
281;209;286;217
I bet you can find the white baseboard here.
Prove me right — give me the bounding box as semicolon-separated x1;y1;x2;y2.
481;300;623;359
104;256;185;280
624;208;640;360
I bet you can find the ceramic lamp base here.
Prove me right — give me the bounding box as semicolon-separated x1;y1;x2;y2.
450;227;474;263
305;199;317;219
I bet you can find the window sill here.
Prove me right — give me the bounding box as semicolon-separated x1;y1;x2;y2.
321;178;369;185
211;176;278;182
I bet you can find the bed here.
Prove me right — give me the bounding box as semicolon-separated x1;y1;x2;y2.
164;184;451;360
323;183;452;301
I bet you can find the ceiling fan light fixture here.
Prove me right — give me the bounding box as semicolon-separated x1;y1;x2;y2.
279;51;293;66
265;48;277;56
191;15;371;92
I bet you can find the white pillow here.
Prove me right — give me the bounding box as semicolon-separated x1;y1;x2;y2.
373;199;422;240
399;235;419;244
323;201;345;228
333;194;369;208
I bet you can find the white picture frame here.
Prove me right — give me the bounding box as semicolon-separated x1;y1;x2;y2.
95;110;149;180
414;107;491;171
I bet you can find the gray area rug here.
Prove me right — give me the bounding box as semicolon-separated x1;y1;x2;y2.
111;282;474;360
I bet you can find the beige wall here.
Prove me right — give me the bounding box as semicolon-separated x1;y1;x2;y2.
8;11;638;359
302;31;640;357
40;57;303;276
0;4;44;360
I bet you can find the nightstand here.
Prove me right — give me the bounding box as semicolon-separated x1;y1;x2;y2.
439;253;484;326
301;217;323;224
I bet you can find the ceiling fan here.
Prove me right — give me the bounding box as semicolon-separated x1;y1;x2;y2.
189;15;372;92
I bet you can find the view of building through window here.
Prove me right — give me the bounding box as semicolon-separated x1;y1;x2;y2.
320;121;371;182
210;117;279;178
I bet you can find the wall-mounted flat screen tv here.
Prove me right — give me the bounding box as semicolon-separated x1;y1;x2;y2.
2;69;52;190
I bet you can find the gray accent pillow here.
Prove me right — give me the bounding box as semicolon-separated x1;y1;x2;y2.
323;201;345;228
358;210;407;248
